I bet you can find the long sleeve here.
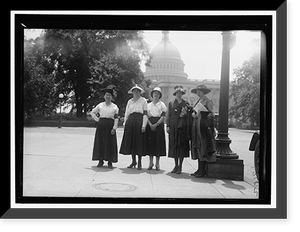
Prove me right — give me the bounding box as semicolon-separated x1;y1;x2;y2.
142;99;148;128
166;102;171;127
123;101;130;125
113;106;119;130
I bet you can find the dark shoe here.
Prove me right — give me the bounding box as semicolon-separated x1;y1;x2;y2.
137;161;142;170
108;162;113;169
195;161;206;178
155;165;160;171
147;164;154;170
97;160;104;167
176;166;182;174
171;166;178;173
195;173;206;178
127;162;137;169
190;170;200;176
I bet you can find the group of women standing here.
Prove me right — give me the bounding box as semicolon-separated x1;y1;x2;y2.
91;83;216;177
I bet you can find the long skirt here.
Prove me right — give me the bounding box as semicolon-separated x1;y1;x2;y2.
168;117;189;159
119;113;146;156
146;117;166;157
191;117;216;162
92;118;118;163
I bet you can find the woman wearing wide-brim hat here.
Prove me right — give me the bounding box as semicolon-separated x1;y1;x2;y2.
190;84;216;177
119;84;148;170
91;85;119;169
166;85;191;174
146;87;167;171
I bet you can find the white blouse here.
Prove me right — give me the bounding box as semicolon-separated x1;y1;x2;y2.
147;101;167;118
90;102;119;121
124;97;148;123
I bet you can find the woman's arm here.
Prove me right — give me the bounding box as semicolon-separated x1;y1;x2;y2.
90;104;100;122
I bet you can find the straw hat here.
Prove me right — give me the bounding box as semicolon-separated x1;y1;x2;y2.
173;85;186;96
150;87;162;99
191;84;211;95
128;84;145;94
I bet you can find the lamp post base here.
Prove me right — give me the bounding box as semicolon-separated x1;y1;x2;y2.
215;133;239;159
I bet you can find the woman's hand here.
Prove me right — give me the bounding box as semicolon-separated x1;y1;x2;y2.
141;126;146;133
151;123;157;131
110;129;116;135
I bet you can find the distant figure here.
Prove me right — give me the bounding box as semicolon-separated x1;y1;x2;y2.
91;85;119;169
146;87;167;171
119;84;148;170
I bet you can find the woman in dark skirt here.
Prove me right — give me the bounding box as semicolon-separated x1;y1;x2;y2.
190;84;216;177
91;86;119;168
146;87;167;171
119;84;148;170
166;85;191;174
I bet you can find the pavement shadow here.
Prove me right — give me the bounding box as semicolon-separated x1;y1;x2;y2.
147;169;166;175
165;171;193;180
85;166;116;173
119;167;149;174
221;180;246;190
190;176;213;184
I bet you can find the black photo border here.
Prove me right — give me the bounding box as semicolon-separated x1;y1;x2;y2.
1;3;287;219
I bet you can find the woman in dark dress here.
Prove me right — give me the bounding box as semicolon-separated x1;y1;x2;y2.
146;87;167;171
91;86;119;168
190;84;216;177
166;85;191;174
119;84;148;170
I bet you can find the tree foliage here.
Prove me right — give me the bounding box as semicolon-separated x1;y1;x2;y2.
229;52;260;128
24;29;150;119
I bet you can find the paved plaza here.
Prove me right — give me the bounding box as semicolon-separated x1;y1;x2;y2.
23;126;258;199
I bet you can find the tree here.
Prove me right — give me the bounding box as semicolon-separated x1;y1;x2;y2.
40;29;150;118
24;36;58;119
229;51;260;128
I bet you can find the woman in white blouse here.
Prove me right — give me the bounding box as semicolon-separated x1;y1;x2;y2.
90;86;119;168
119;84;148;170
146;87;167;171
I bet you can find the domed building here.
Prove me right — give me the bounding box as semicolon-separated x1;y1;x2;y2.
144;31;221;114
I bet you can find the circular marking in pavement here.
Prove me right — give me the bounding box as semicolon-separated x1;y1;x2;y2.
92;183;137;192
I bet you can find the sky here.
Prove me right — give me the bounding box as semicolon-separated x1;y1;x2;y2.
24;29;260;81
141;30;260;81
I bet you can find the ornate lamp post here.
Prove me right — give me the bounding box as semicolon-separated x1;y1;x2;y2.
207;31;244;181
215;31;238;159
58;93;64;128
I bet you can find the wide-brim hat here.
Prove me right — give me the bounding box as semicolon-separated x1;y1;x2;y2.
150;87;162;99
173;85;186;96
191;84;211;94
128;84;145;94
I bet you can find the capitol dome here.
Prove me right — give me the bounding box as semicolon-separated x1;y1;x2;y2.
151;31;181;59
144;31;188;82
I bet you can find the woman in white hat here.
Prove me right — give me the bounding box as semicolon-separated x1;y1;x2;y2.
146;87;167;171
119;84;148;170
190;84;216;177
91;85;119;168
166;85;191;174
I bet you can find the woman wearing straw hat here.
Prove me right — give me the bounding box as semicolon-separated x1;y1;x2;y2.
190;84;216;178
91;85;119;169
119;84;148;170
146;87;167;171
166;85;191;174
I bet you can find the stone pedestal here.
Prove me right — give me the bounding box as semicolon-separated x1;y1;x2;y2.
207;159;244;181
